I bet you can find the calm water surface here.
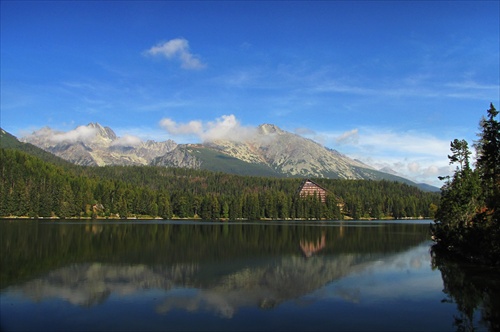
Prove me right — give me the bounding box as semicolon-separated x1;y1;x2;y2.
1;219;498;331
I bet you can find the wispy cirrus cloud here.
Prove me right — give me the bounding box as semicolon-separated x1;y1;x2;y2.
144;38;206;70
307;74;498;100
137;100;192;112
335;129;359;145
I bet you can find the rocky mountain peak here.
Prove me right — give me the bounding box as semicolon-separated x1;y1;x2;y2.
87;122;116;141
21;123;177;166
258;124;284;135
15;122;436;189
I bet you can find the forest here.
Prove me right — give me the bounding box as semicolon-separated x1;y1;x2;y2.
0;145;439;221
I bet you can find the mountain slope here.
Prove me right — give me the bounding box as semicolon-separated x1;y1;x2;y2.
151;144;282;177
21;123;177;166
19;122;439;190
1;128;74;166
152;124;412;182
203;124;373;179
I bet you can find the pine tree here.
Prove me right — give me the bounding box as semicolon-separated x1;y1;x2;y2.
435;139;480;228
432;104;500;264
474;103;500;221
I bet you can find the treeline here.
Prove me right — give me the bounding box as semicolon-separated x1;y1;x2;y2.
1;148;439;220
432;103;500;265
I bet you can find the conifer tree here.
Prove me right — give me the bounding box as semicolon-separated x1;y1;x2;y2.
435;139;480;229
474;103;500;222
432;103;500;264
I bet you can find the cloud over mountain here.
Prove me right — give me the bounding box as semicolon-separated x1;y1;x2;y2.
21;123;176;166
335;129;359;145
19;119;442;189
110;135;143;147
24;125;99;144
160;114;257;143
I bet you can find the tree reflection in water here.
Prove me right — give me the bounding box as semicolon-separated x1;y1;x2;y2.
5;220;500;331
431;248;500;331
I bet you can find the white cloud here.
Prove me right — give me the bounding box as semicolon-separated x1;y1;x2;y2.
202;115;249;141
159;114;256;143
112;126;170;143
367;156;451;187
407;161;420;173
302;127;454;186
111;135;142;147
354;130;452;186
144;38;206;70
28;125;99;144
308;75;499;101
354;131;451;187
335;129;359;145
159;118;203;136
356;130;451;158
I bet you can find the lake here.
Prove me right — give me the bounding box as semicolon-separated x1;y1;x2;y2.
1;219;498;331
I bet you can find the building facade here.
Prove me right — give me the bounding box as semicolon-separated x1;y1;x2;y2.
298;179;327;203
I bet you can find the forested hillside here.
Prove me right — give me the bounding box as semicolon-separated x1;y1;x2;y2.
0;128;74;167
1;148;439;220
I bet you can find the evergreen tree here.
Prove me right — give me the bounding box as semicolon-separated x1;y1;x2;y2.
435;139;481;228
157;192;173;219
222;200;230;219
474;103;500;221
1;148;440;221
432;103;500;265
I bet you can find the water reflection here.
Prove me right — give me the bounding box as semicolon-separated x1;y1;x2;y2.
431;248;500;331
1;220;497;331
11;252;391;313
17;263;187;307
299;232;326;257
0;220;428;289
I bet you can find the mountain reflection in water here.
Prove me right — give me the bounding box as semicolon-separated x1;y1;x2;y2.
2;220;498;331
12;251;389;316
300;232;326;257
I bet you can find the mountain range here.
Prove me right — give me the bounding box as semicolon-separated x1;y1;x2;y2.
3;123;439;191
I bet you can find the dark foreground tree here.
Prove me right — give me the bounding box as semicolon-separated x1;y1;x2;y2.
432;103;500;265
475;103;500;222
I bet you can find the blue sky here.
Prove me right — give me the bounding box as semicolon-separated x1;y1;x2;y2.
1;1;499;186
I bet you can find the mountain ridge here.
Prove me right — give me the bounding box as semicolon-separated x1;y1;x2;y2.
20;123;177;166
15;123;440;191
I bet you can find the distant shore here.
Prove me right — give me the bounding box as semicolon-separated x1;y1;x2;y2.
1;215;428;221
